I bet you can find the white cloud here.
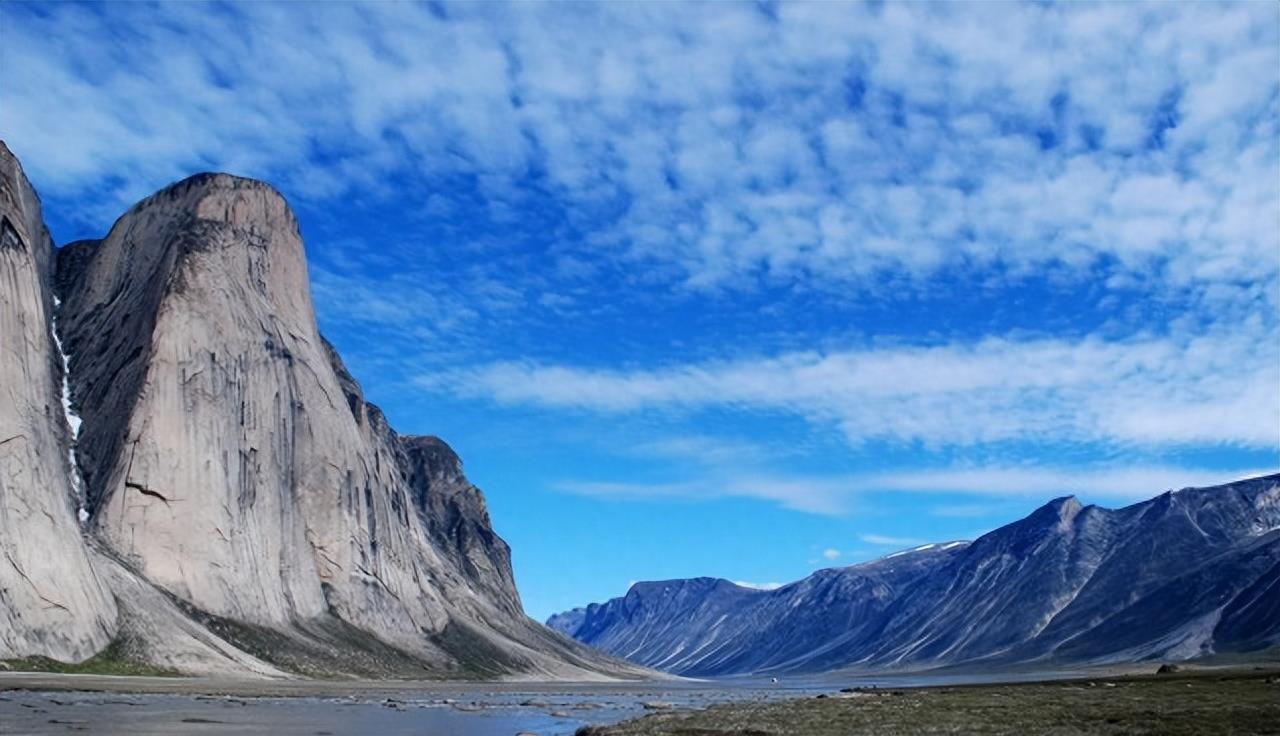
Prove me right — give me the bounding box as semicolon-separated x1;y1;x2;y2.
865;465;1280;502
822;548;842;561
860;534;928;548
930;504;1002;519
4;4;1276;524
626;436;768;467
427;329;1279;449
552;463;1276;517
554;476;858;515
1;2;1274;310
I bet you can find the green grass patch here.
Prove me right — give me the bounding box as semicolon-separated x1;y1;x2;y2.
2;637;179;677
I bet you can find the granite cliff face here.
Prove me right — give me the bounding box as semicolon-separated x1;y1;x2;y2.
398;434;522;618
0;143;117;662
551;475;1280;676
0;142;638;679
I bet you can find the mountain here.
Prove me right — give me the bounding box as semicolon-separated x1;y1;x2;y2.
548;475;1280;676
0;141;642;679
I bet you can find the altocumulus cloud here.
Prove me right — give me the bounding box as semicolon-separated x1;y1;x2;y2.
3;1;1276;512
1;1;1276;303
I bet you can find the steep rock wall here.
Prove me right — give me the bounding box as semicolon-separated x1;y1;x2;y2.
56;174;472;656
49;171;639;677
0;139;644;678
0;142;117;661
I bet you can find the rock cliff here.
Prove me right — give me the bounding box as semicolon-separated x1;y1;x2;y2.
0;143;117;662
0;142;640;679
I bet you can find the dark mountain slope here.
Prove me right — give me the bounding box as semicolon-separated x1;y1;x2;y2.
551;475;1280;675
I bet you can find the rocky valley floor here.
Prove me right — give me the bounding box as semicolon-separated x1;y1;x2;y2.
2;666;1277;735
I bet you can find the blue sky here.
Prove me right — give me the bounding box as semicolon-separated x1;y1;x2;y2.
2;1;1278;620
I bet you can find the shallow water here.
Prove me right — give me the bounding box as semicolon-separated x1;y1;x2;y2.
0;671;1085;735
0;685;791;735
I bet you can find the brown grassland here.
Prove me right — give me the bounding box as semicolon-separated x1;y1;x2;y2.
578;668;1280;736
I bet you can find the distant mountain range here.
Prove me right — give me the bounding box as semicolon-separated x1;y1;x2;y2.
548;474;1280;676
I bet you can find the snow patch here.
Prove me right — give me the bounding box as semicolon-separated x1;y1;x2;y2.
886;540;966;559
50;295;89;524
732;581;783;591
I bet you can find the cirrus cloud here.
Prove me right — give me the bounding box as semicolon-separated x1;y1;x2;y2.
423;327;1278;449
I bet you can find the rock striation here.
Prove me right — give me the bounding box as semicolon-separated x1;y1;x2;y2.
0;142;640;679
0;143;117;662
550;474;1280;676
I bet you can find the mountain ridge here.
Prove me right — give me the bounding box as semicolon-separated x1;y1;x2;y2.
549;474;1280;676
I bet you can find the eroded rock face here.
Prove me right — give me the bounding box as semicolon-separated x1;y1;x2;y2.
0;142;117;661
55;173;479;655
400;434;522;618
0;141;640;678
41;168;633;678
